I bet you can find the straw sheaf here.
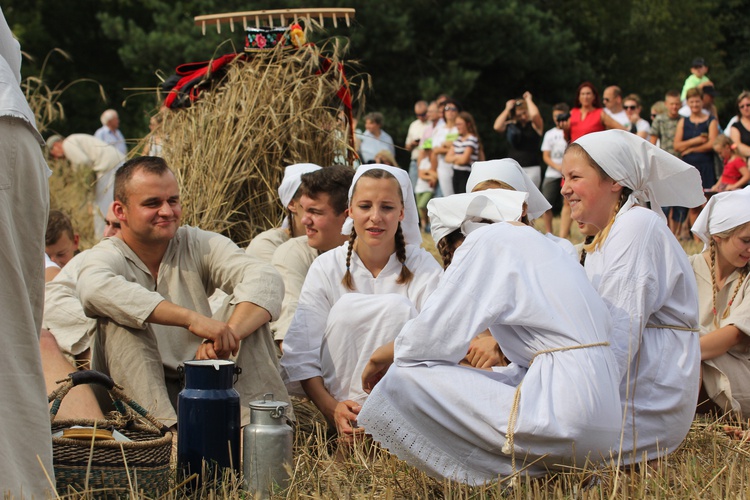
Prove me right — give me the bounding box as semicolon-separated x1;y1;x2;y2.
148;39;365;246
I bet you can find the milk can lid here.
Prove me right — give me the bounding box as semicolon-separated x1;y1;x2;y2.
248;392;289;412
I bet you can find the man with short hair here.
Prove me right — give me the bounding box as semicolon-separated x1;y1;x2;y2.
405;100;430;190
603;85;630;128
271;166;354;346
650;90;688;236
77;156;290;426
45;209;80;268
357;112;395;163
94;108;127;155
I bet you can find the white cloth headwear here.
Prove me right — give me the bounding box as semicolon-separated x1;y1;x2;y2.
465;159;551;220
574;130;705;222
691;187;750;250
100;109;118;126
340;164;421;246
427;189;528;244
278;163;322;229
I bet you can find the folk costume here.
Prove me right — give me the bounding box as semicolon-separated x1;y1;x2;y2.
359;191;621;484
574;130;705;463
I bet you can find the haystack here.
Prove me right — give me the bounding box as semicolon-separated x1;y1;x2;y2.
152;38;362;246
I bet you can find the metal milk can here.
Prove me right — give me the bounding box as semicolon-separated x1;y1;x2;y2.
177;359;241;486
243;393;293;497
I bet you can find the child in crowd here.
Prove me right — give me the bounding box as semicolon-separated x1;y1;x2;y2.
562;129;706;465
414;152;436;232
45;210;80;268
690;188;750;418
446;111;482;194
681;57;711;103
711;135;750;192
540;103;570;235
280;164;442;444
358;189;621;484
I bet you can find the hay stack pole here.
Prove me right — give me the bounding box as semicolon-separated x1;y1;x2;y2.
194;8;355;35
154;19;362;247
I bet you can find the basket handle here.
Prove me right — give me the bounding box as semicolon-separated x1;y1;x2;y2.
48;370;171;435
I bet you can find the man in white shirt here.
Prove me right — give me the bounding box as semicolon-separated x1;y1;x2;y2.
357;112;395;163
94;108;127;155
0;6;55;496
603;85;630;128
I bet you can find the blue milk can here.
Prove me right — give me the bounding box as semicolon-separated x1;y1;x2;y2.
177;359;241;485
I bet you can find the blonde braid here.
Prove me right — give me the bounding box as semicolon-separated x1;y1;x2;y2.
709;240;720;328
394;223;413;285
582;189;630;254
341;229;357;291
723;267;748;320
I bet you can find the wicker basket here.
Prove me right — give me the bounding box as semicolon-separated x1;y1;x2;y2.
48;371;173;497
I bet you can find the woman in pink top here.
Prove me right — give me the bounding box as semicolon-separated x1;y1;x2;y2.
557;82;625;237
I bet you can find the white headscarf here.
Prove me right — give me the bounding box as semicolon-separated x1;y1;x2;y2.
691;187;750;250
465;159;551;220
427;190;528;244
574;130;705;222
340;164;422;246
278;163;322;229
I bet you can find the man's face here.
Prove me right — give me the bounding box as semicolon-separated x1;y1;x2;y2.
414;104;428;122
103;203;121;238
603;88;620;111
46;232;79;268
299;193;348;252
107;116;120;130
365;119;379;134
665;96;681;118
115;169;182;246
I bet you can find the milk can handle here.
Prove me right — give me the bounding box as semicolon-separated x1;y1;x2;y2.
271;406;285;419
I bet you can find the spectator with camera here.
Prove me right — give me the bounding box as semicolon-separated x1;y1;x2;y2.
493;91;544;187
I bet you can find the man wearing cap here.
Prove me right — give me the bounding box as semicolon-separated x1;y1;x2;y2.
48;133;125;235
0;6;55;496
94;108;127;155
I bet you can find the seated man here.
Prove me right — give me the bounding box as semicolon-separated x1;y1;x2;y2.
77;156;290;427
45;209;80;268
271;165;354;347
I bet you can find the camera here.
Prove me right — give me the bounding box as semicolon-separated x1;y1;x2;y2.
556;112;571;123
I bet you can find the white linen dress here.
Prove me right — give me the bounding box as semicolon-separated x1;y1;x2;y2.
584;207;701;463
358;223;622;485
690;253;750;417
280;243;442;404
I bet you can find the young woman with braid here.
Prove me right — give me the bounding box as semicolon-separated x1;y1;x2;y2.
561;130;706;466
690;188;750;418
280;164;442;444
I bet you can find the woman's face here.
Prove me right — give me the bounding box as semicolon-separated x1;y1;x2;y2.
444;104;459;122
455;117;467;135
561;150;623;230
578;86;595;107
739;97;750;119
350;176;404;251
714;224;750;270
687;96;703;115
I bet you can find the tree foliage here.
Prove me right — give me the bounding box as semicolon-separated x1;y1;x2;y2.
4;0;748;163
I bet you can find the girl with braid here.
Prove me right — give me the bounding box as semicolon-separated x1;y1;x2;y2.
690;188;750;418
280;164;441;444
561;130;706;466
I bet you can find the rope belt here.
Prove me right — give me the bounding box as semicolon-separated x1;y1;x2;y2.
501;341;610;476
645;323;699;332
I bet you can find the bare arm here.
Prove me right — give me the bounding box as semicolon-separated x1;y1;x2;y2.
543;150;562;172
730;127;750;158
673;118;688;153
689;119;719;153
493;99;516;133
147;300;238;356
601;111;627;131
700;325;744;360
523;92;544;135
728;166;750;190
300;376;362;441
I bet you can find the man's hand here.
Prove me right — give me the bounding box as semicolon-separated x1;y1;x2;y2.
464;333;506;369
195;341;221;360
186;313;238;357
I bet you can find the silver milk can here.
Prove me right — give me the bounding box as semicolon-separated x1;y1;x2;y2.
243;393;293;497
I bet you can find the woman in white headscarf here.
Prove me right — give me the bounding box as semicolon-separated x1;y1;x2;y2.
246;163;321;262
357;190;621;485
690;188;750;418
561;129;705;466
467;158;577;259
280;164;442;445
